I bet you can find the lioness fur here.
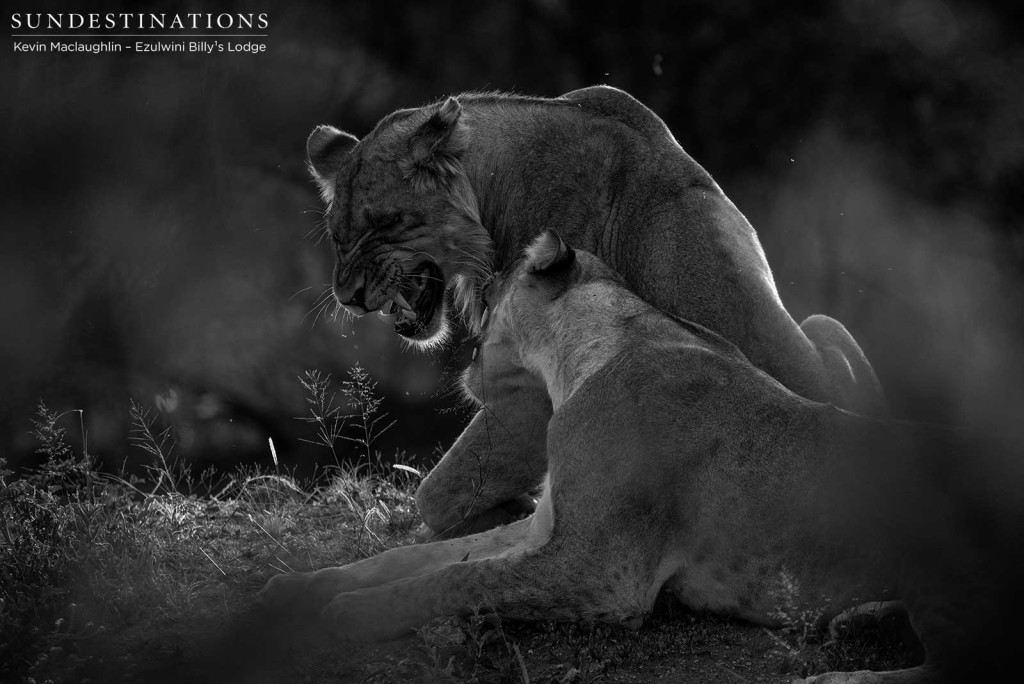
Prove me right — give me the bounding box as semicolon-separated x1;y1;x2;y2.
307;86;886;537
259;232;1011;682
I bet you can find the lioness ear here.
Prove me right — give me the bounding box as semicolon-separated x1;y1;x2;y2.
307;125;359;201
402;97;468;188
525;230;575;273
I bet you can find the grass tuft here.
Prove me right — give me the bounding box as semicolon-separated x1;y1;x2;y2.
0;372;423;683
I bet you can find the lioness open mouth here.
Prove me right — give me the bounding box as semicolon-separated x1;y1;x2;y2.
391;262;444;338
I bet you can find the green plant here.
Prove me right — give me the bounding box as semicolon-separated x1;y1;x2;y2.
128;398;183;495
298;369;349;466
340;362;396;462
296;367;419;557
769;568;827;646
763;568;831;675
27;401;96;499
1;403;102;683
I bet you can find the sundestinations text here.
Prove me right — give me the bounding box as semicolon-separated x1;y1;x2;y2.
10;13;269;31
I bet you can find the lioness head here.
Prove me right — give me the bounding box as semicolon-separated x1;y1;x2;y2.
480;230;625;367
307;97;491;347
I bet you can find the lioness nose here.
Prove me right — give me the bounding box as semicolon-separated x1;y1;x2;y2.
334;271;369;316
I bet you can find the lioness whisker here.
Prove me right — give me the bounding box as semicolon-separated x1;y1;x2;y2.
302;287;334;315
290;284;323;302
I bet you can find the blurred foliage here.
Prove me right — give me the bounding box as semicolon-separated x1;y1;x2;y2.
1;0;1022;472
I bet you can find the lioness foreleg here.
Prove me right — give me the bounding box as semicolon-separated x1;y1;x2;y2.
256;517;534;616
799;666;939;683
321;539;650;641
415;351;551;538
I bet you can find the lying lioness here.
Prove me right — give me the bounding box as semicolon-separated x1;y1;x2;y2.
259;231;1006;682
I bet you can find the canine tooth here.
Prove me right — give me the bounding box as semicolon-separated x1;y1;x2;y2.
480;308;490;329
378;299;393;316
393;292;412;311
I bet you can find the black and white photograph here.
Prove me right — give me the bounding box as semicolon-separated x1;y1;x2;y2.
2;2;1023;682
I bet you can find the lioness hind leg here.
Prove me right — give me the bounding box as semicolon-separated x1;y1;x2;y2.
800;314;887;417
256;517;534;617
415;377;551;539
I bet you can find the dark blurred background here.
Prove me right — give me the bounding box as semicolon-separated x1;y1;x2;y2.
2;0;1022;476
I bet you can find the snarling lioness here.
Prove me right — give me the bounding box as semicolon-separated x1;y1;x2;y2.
259;232;1001;682
308;86;885;537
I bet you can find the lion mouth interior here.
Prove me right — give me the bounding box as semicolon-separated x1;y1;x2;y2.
393;262;443;337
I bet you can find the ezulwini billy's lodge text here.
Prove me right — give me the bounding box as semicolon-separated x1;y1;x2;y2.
13;40;266;54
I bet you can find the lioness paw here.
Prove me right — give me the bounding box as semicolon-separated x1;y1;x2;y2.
255;571;314;615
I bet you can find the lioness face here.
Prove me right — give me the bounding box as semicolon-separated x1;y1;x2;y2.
305;98;491;347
